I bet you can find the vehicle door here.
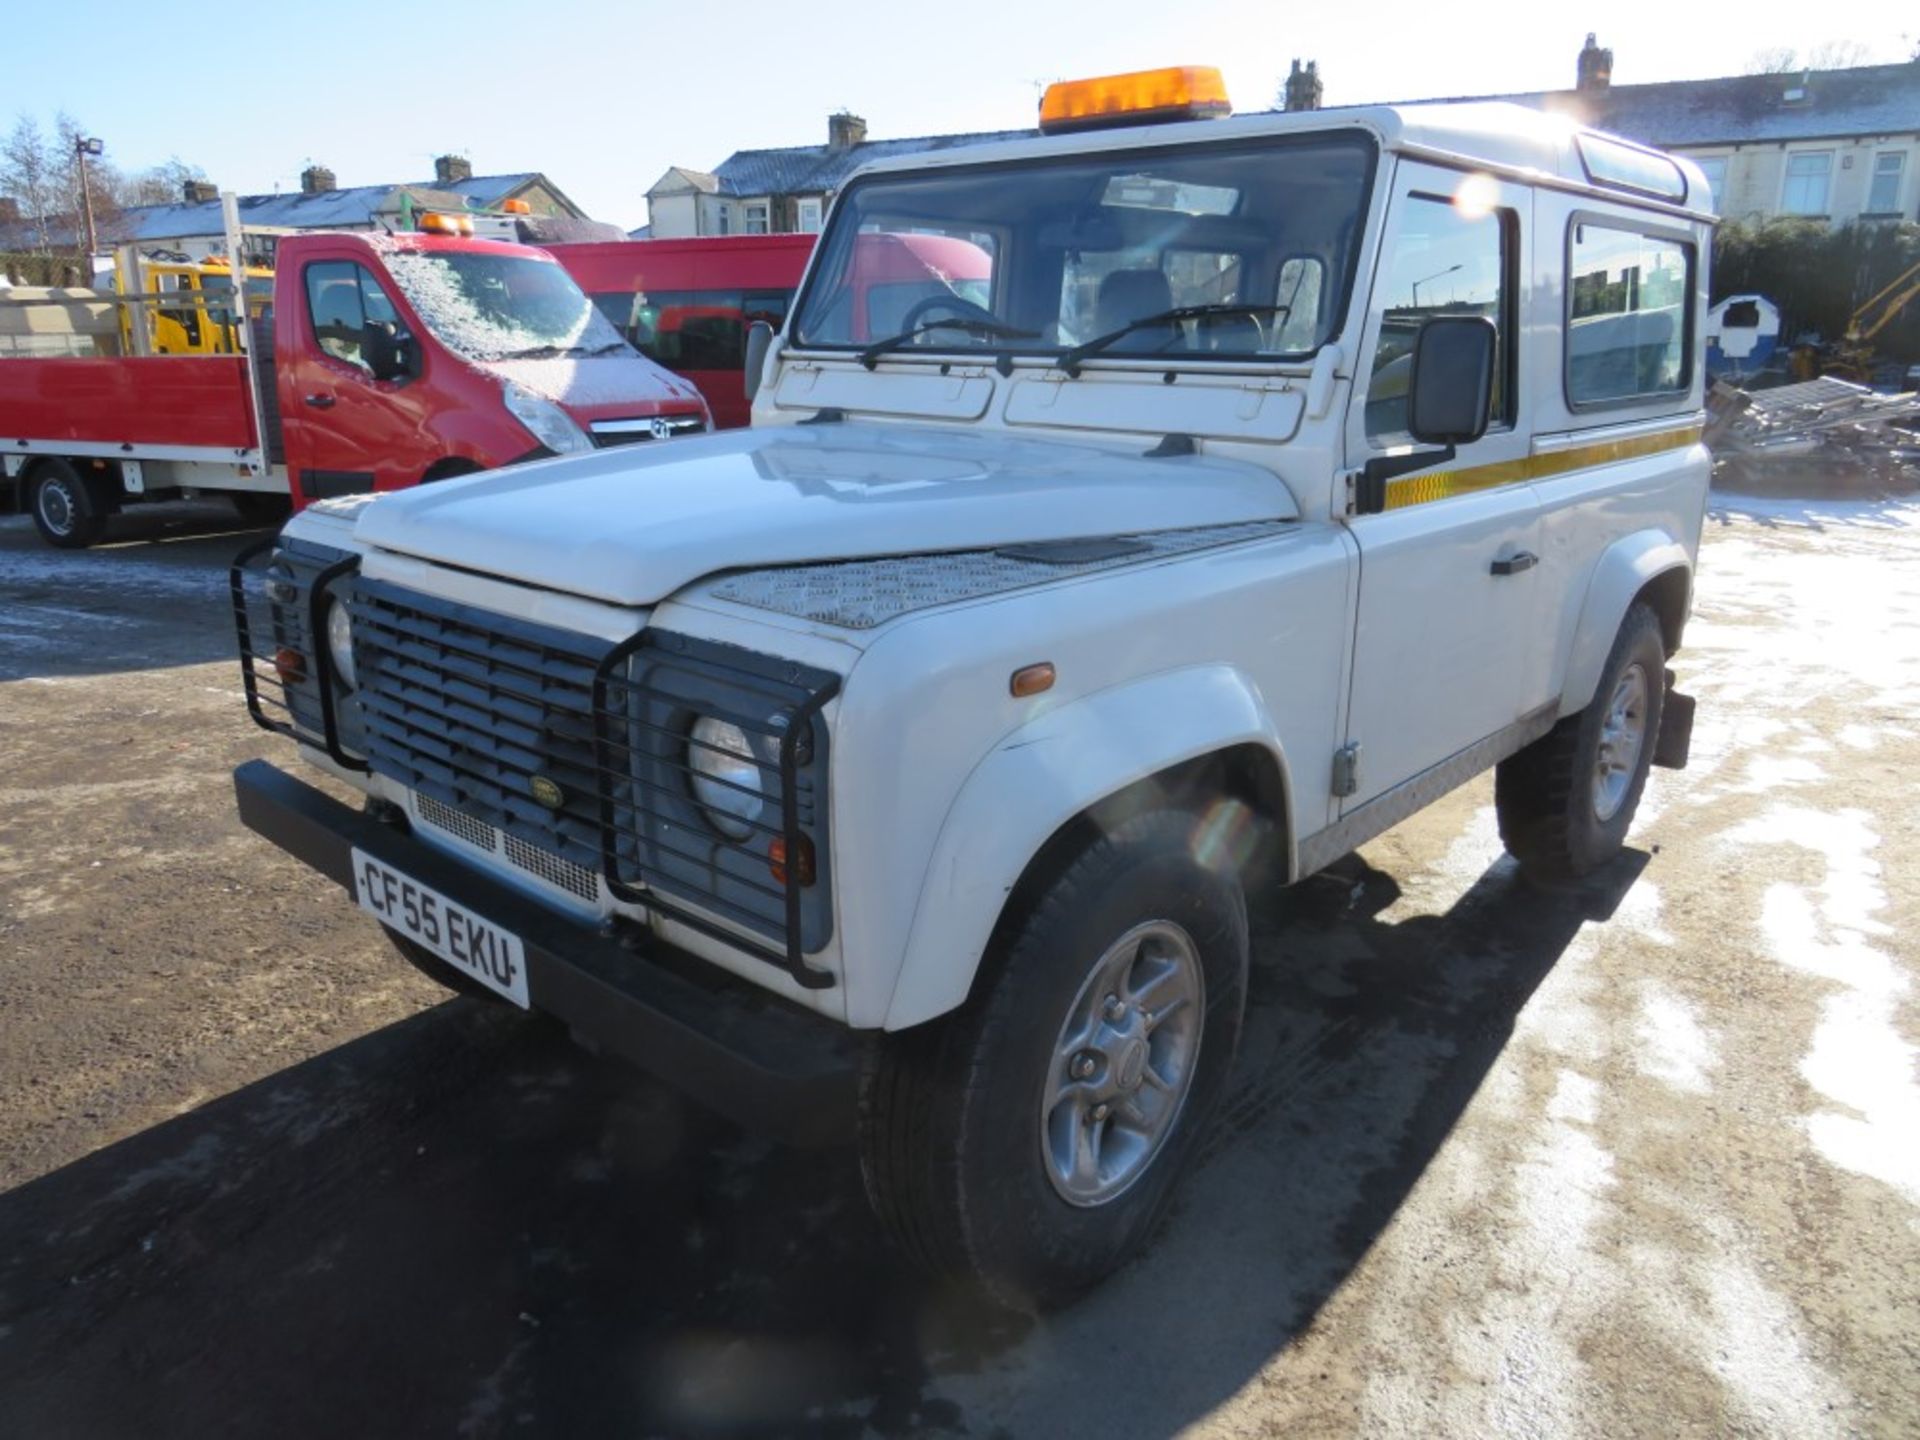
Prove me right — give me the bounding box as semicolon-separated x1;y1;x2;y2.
1338;163;1547;812
278;256;425;501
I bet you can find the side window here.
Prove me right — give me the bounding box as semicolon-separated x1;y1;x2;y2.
1365;195;1512;441
1566;223;1692;407
306;261;400;370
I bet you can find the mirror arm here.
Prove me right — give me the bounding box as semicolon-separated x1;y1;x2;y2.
1355;443;1455;515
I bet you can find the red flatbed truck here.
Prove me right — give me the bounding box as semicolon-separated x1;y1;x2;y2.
1;199;708;548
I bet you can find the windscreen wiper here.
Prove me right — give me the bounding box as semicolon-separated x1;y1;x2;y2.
858;317;1038;370
1057;302;1293;378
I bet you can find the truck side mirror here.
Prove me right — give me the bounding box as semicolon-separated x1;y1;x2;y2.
1407;315;1496;445
362;320;415;384
743;320;774;405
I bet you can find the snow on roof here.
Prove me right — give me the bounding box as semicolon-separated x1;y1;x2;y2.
0;172;576;250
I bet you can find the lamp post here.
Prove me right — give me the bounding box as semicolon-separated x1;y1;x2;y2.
74;135;104;257
1411;262;1461;309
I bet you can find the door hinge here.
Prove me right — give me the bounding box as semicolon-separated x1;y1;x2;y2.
1332;742;1362;799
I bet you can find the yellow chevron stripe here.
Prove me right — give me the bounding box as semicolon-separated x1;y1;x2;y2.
1381;422;1705;512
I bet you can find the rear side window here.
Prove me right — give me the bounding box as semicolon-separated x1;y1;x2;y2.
1566;222;1692;407
305;261;400;371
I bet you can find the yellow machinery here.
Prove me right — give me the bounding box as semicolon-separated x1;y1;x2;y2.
110;248;274;356
1824;258;1920;383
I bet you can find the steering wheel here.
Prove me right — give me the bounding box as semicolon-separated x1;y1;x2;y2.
896;291;1000;338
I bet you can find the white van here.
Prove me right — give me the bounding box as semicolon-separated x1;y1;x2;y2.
230;67;1712;1307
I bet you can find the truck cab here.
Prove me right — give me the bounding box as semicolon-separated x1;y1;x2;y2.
270;229;710;505
231;69;1712;1305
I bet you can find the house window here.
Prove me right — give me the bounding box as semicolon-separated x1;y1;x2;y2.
716;206;730;237
1693;156;1727;212
797;198;823;233
1866;152;1906;215
744;201;769;235
1781;151;1832;216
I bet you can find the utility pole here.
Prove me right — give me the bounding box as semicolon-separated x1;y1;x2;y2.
74;135;104;256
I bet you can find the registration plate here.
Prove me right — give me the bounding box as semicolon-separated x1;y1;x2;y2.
352;848;530;1008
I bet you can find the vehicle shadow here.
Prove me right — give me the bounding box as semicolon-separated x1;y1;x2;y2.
0;503;272;679
0;847;1646;1438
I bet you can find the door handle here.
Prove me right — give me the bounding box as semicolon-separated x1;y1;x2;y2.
303;393;335;409
1491;550;1538;576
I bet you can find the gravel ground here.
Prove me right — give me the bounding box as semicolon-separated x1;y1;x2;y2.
0;493;1915;1439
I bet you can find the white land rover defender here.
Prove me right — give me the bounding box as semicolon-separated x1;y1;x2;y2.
231;68;1709;1306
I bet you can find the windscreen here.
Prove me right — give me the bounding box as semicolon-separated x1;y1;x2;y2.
381;250;630;361
792;132;1374;362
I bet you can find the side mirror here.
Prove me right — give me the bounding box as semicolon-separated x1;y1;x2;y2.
1407;315;1496;445
742;320;774;405
362;320;415;383
1354;315;1498;515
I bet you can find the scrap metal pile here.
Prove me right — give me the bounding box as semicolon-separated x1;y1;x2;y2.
1706;378;1920;489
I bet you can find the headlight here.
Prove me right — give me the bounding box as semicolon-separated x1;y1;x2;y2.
502;380;593;456
688;716;767;840
324;596;356;690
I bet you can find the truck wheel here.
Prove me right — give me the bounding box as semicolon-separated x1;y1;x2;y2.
29;460;109;549
858;809;1249;1309
1496;602;1667;883
381;926;509;1004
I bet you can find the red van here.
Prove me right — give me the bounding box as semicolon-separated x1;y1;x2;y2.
552;232;995;429
1;228;709;547
554;235;812;430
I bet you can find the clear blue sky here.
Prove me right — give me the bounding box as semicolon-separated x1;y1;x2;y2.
7;0;1915;231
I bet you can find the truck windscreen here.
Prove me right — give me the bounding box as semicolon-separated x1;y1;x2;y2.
381;250;631;362
792;132;1375;362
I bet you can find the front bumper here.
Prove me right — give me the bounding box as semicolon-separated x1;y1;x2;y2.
233;759;859;1146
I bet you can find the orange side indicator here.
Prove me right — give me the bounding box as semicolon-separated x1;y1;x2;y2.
770;833;816;887
1010;662;1057;697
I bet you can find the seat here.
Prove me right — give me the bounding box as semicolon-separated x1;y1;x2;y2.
1206;313;1264;353
1094;269;1179;353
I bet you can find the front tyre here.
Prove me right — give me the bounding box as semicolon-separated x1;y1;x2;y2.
29;460;109;549
858;809;1248;1309
1496;602;1667;882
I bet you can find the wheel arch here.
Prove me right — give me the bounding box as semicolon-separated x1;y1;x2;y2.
1560;529;1693;716
877;665;1295;1032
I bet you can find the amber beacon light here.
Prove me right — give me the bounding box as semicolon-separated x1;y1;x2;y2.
1039;66;1233;135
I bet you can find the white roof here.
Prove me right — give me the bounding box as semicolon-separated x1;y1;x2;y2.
851;100;1713;218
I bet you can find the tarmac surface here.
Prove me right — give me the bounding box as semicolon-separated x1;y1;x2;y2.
0;493;1916;1438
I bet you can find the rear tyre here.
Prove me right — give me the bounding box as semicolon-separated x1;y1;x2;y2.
230;491;293;527
29;460;109;549
1496;602;1666;882
858;809;1249;1310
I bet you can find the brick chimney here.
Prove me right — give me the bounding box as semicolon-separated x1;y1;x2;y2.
828;112;868;150
0;196;19;223
1283;59;1323;112
434;154;473;185
183;179;218;204
300;164;336;195
1577;33;1613;92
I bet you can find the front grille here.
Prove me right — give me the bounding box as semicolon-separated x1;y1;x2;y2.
589;415;705;448
348;578;617;873
415;792;600;903
342;579;840;986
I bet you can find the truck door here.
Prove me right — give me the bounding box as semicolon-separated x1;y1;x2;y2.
1338;164;1546;812
279;257;423;501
